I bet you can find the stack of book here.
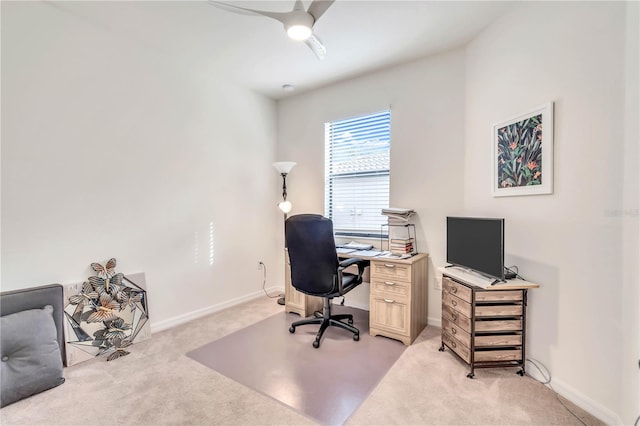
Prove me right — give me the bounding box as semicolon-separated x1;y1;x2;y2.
382;208;415;224
389;237;415;255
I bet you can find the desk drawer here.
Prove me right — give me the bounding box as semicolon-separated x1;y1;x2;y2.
371;278;409;298
371;260;412;282
370;295;409;336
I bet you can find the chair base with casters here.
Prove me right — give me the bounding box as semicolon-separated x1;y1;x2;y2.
289;297;359;348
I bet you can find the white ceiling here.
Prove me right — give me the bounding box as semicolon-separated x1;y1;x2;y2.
51;1;514;100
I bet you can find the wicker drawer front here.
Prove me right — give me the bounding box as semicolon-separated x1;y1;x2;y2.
442;277;472;303
371;261;412;282
474;349;522;362
475;319;522;332
475;304;523;317
442;319;471;348
475;334;522;347
371;278;409;298
442;331;471;363
442;292;471;317
442;304;471;332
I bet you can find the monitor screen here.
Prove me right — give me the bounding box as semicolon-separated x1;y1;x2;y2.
446;216;505;281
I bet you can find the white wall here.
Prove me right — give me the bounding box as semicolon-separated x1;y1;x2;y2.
278;2;638;423
622;3;640;424
464;2;638;424
1;2;282;329
277;49;466;321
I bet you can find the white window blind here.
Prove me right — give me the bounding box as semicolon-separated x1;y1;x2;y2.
324;110;390;237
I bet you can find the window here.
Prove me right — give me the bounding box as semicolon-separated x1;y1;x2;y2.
324;110;390;237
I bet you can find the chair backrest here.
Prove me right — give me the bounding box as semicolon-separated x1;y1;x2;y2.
285;214;339;296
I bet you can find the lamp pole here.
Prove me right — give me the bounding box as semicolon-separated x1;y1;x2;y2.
273;162;296;306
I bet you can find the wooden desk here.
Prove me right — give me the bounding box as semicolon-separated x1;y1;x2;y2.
438;267;539;378
285;250;429;345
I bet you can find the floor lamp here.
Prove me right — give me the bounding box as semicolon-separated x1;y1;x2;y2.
273;161;296;305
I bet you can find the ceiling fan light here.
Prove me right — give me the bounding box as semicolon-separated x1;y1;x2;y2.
287;24;312;41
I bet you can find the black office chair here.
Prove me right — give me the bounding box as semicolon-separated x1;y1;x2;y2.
285;214;368;348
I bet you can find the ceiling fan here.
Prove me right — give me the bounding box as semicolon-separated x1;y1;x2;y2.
207;0;335;60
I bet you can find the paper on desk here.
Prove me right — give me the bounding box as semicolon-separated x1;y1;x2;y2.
342;241;374;250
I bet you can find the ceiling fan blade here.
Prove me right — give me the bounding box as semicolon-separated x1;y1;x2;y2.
207;1;291;24
306;0;335;23
305;33;326;60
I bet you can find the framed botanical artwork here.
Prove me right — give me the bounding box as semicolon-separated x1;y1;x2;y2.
492;102;554;197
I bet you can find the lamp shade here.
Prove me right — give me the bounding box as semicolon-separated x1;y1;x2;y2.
278;200;293;213
273;161;296;174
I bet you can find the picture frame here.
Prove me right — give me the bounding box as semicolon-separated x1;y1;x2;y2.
492;102;554;197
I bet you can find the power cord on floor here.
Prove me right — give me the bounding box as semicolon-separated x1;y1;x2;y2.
525;358;587;426
259;262;284;300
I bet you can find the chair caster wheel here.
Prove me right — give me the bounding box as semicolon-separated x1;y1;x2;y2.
467;373;475;379
353;333;359;341
517;369;525;376
313;340;320;348
289;326;295;333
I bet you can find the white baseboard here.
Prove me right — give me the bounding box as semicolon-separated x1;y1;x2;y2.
149;286;283;334
431;324;622;425
543;376;622;425
428;316;442;328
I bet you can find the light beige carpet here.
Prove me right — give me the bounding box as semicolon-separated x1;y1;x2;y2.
0;296;605;426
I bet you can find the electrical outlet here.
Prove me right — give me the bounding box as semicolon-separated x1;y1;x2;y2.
66;283;79;295
434;276;442;290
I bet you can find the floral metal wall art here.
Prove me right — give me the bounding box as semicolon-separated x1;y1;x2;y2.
492;102;554;197
64;258;148;362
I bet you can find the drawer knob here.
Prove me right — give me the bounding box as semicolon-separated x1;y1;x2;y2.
451;328;457;334
451;300;457;306
384;281;396;286
384;264;396;268
383;298;395;304
451;287;458;294
451;341;457;348
451;313;458;321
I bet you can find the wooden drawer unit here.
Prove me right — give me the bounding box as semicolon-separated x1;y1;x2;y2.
369;253;428;346
439;271;538;378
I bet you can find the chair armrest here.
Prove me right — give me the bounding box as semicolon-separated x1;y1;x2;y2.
337;258;369;293
339;257;364;268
